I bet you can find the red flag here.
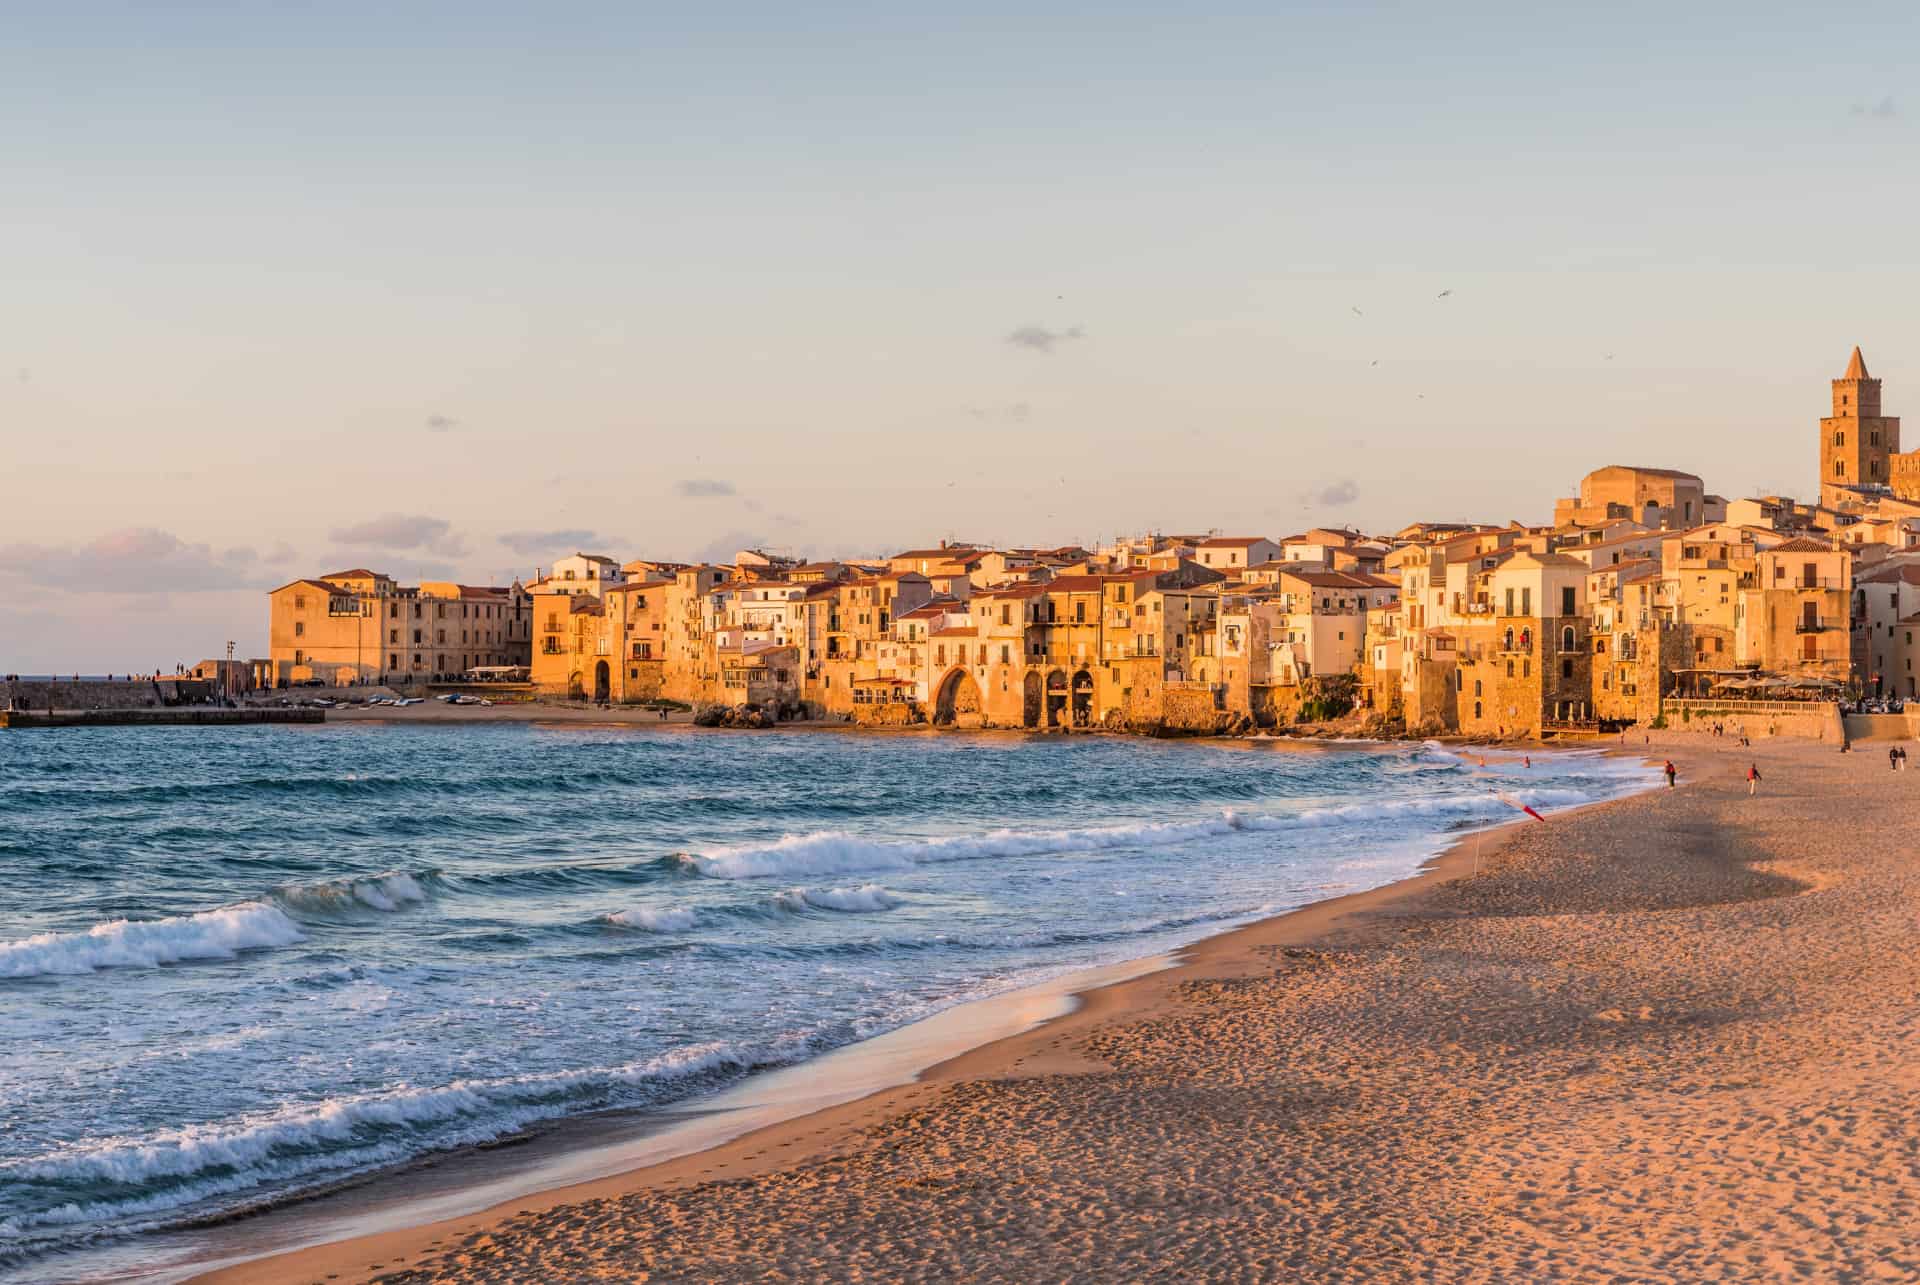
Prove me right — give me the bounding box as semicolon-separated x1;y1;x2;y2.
1494;791;1546;822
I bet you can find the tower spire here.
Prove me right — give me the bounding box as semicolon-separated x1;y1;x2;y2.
1845;346;1869;380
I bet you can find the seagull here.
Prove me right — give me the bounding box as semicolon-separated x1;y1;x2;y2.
1436;289;1453;299
1350;306;1364;317
1370;360;1379;367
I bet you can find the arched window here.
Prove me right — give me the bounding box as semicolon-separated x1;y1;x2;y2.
1473;701;1483;719
1503;627;1514;650
1474;679;1483;697
1835;460;1846;477
1561;625;1576;652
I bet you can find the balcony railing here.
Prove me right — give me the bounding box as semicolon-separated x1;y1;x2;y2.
1794;618;1838;634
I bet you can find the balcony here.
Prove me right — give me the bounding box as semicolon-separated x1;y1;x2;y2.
1794;617;1838;634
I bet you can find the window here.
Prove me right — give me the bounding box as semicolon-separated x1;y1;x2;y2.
1836;460;1846;477
1473;701;1482;719
413;629;422;644
294;621;305;637
1561;625;1576;652
1474;679;1483;697
1561;658;1574;679
388;653;398;669
1561;587;1575;615
293;594;306;611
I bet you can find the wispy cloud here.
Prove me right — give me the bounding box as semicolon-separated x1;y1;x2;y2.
675;478;737;498
1006;325;1084;354
1302;479;1361;508
1852;95;1898;119
424;414;460;433
328;513;468;557
0;528;277;594
964;402;1032;423
498;528;621;556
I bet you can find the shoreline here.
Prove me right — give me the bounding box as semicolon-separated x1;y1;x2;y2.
172;752;1629;1285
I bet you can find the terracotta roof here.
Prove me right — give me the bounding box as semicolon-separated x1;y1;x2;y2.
931;626;978;637
273;578;351;595
1195;536;1270;548
1768;538;1837;553
1858;562;1920;585
1845;345;1870;380
1278;569;1385;589
892;547;979;560
319;568;381;581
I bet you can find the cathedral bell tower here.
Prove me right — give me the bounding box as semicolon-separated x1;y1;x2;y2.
1820;346;1899;508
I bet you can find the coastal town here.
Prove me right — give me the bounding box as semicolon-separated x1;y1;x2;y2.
243;349;1919;739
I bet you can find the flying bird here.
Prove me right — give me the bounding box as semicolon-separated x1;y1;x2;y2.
1350;306;1364;317
1370;360;1379;367
1436;289;1453;299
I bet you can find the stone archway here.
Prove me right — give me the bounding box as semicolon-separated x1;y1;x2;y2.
568;671;586;701
934;667;984;728
1022;670;1043;728
1071;668;1095;726
594;660;610;702
1045;669;1068;728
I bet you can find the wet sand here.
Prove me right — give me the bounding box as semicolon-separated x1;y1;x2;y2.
199;731;1920;1283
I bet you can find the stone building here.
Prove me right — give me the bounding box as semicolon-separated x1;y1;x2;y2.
1823;347;1901;508
267;571;530;688
1736;538;1852;686
1553;466;1706;530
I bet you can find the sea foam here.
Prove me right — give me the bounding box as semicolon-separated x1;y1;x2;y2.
0;904;305;979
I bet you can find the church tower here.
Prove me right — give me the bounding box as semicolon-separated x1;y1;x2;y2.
1820;346;1899;508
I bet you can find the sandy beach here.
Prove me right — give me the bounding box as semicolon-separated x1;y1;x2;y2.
196;729;1920;1284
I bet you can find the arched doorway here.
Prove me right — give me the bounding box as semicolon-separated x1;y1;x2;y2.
593;660;610;702
568;671;585;701
934;668;984;727
1022;670;1043;728
1045;669;1068;727
1071;669;1095;726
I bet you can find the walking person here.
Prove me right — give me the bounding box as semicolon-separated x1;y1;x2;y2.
1747;763;1762;796
1892;746;1901;772
1664;759;1678;789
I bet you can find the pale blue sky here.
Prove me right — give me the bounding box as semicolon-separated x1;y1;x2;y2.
4;1;1919;668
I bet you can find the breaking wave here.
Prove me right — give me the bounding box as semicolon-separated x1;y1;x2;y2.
273;872;429;916
682;785;1612;882
775;884;901;913
0;1036;815;1243
0;904;305;980
605;906;699;933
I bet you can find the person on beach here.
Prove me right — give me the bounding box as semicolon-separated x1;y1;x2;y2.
1664;760;1677;788
1747;763;1761;796
1892;747;1901;772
